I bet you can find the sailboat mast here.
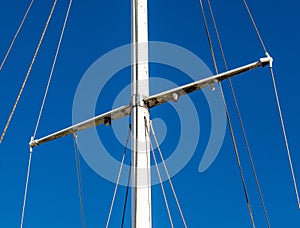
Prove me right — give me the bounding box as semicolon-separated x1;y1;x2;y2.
131;0;152;227
26;2;273;226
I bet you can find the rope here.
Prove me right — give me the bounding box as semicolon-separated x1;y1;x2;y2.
33;0;73;138
73;133;86;228
150;121;188;228
198;1;256;227
206;0;271;226
0;0;35;70
20;149;33;228
106;126;131;228
0;0;58;144
270;67;300;208
242;0;267;53
144;120;174;228
121;162;131;228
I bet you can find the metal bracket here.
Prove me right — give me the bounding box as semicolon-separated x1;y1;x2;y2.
131;94;147;108
104;117;112;126
29;136;38;149
260;52;273;68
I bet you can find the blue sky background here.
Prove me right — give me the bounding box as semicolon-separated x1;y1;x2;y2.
0;0;300;227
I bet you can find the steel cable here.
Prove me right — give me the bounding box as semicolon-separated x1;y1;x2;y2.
199;1;256;226
207;0;271;226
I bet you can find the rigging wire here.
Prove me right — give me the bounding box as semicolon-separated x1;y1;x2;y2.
149;121;188;228
33;0;73;138
19;1;59;226
243;0;300;210
206;0;271;226
0;0;35;71
242;0;267;53
0;0;58;144
144;117;152;220
121;162;131;228
106;125;131;228
20;148;33;228
198;1;256;227
220;83;256;228
270;67;300;208
73;133;86;228
198;0;218;71
144;119;174;228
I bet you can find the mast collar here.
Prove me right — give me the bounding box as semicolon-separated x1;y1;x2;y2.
131;94;148;108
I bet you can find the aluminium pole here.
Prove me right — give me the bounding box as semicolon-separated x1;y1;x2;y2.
131;0;152;227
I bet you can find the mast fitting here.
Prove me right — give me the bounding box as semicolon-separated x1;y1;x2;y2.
104;117;112;126
171;93;179;102
29;136;37;150
131;94;148;108
260;52;273;68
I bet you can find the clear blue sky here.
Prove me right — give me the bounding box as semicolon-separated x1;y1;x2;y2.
0;0;300;227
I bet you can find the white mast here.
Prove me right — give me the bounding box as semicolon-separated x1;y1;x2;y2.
131;0;152;227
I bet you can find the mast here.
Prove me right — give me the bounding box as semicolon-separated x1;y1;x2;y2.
27;2;273;226
131;0;152;227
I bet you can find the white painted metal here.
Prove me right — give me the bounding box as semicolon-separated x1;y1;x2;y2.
145;56;272;108
29;56;272;148
29;105;131;147
131;0;152;227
